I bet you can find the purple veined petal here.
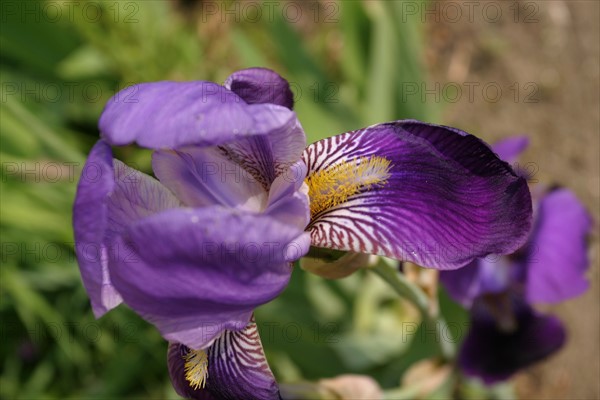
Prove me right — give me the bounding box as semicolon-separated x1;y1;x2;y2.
152;146;268;211
152;104;305;201
459;298;565;384
73;140;122;317
218;103;306;188
523;188;592;303
108;207;309;349
168;318;280;400
440;256;513;308
99;81;255;149
303;120;532;270
491;136;529;164
168;341;216;400
225;67;294;110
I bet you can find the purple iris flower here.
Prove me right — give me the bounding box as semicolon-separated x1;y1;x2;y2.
440;137;592;384
73;68;532;399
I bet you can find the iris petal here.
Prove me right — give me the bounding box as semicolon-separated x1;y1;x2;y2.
303;120;532;270
152;104;305;205
523;188;592;303
73;140;121;317
491;136;529;164
440;257;513;307
265;160;310;230
99;81;255;149
225;67;294;110
73;141;180;317
108;207;310;349
215;103;306;188
168;317;280;400
107;159;181;240
152;146;267;210
168;341;216;399
459;299;565;384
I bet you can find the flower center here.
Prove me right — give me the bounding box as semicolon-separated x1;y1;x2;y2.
183;348;209;390
305;156;392;217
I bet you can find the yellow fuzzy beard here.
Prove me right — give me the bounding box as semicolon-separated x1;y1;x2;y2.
305;156;392;217
183;348;209;390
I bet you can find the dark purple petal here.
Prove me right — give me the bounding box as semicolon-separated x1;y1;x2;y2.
109;207;310;349
523;188;592;303
459;299;565;384
303;120;532;270
99;81;255;149
491;136;529;164
440;257;512;308
73;140;122;317
208;319;280;399
168;342;216;400
225;67;294;110
168;318;279;400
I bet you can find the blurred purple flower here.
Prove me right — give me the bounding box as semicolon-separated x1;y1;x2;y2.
441;136;592;384
73;69;533;399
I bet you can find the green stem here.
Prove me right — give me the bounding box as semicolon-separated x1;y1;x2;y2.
370;260;455;361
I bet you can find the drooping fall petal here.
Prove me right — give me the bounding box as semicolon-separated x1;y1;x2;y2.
168;318;280;400
303;121;532;270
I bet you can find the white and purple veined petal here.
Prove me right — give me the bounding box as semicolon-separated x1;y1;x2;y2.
303;120;532;270
167;317;280;400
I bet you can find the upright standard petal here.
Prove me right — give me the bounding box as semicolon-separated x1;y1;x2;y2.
224;67;294;110
168;318;280;400
440;257;513;308
99;81;255;149
523;188;592;303
109;207;310;349
152;103;306;202
303;121;532;270
211;104;306;188
73;140;121;317
491;136;529;164
459;299;565;384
